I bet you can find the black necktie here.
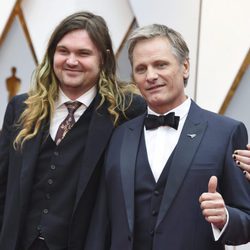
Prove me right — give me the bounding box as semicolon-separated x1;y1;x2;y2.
144;112;180;130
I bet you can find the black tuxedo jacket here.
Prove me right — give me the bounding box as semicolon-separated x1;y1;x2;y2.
86;100;250;250
0;93;146;250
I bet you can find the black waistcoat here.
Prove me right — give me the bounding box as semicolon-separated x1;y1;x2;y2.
133;132;175;250
21;103;94;250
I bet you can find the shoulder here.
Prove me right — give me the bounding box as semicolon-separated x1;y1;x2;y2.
9;93;28;108
190;101;246;131
121;94;146;123
5;93;28;118
9;93;28;103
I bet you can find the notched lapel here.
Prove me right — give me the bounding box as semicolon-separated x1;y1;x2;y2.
156;115;208;228
120;115;144;233
74;102;114;209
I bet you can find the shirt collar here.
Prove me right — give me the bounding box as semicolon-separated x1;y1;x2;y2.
147;97;191;120
55;85;97;109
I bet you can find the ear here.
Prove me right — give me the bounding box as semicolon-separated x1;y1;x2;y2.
182;59;190;79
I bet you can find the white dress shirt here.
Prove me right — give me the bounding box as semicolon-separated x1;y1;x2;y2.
144;97;191;182
50;86;97;141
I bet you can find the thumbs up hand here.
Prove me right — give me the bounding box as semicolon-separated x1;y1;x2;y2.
208;175;217;193
199;176;227;229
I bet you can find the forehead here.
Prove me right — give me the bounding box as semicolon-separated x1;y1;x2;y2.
57;29;97;49
134;36;172;52
132;36;175;64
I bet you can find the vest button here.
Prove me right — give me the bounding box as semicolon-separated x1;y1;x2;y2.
54;151;59;156
43;208;49;214
152;210;158;216
48;179;53;185
50;164;56;170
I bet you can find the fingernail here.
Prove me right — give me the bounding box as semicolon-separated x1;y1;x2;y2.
243;171;247;175
233;155;236;160
234;151;238;155
237;161;240;165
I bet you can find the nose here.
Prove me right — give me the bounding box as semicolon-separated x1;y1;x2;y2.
66;54;78;66
146;68;158;82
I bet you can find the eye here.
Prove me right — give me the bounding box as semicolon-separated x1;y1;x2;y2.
78;50;91;57
135;66;146;74
156;61;167;69
56;47;68;55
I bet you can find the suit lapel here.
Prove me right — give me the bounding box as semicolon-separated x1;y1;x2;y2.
120;114;145;233
74;99;114;209
156;102;208;228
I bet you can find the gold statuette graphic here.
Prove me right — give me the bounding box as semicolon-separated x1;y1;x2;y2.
6;66;21;101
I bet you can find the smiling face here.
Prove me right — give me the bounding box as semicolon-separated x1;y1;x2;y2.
132;36;189;114
53;29;102;100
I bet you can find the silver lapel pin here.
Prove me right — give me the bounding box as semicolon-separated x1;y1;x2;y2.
187;133;197;139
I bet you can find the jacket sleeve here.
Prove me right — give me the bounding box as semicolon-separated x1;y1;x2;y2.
118;94;146;125
84;165;111;250
220;122;250;244
0;99;16;231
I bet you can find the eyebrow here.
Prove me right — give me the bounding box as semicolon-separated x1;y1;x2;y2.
55;45;93;53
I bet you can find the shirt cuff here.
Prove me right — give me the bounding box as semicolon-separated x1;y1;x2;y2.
212;208;229;241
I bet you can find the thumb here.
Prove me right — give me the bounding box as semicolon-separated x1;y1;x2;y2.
208;176;217;193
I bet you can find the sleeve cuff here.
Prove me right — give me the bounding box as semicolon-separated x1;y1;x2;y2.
212;208;229;241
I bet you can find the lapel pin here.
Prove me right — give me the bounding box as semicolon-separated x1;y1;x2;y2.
187;133;196;139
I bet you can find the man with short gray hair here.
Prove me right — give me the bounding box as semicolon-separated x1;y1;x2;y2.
85;24;250;250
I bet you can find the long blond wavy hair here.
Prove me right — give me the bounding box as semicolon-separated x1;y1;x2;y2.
14;11;137;150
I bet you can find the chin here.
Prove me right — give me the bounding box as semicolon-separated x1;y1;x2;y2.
63;80;83;86
148;96;165;105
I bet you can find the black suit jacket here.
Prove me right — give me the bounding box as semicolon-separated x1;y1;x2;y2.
0;93;146;250
86;100;250;250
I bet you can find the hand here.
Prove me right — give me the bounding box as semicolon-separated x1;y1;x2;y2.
199;176;227;229
233;144;250;181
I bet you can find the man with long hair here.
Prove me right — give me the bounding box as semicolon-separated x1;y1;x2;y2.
0;11;145;250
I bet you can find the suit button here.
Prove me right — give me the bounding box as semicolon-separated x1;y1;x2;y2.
152;210;158;216
128;235;132;241
154;190;160;196
43;209;49;214
150;230;154;236
37;225;42;231
54;151;59;156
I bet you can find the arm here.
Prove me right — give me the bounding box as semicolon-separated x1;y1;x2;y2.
0;99;16;231
200;122;250;244
219;122;250;244
233;144;250;181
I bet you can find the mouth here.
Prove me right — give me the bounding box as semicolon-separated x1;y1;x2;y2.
64;68;82;76
146;84;165;91
64;68;81;72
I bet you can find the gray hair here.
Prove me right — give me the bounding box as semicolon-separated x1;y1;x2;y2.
128;24;190;85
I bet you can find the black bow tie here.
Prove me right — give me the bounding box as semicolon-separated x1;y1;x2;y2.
144;112;180;130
